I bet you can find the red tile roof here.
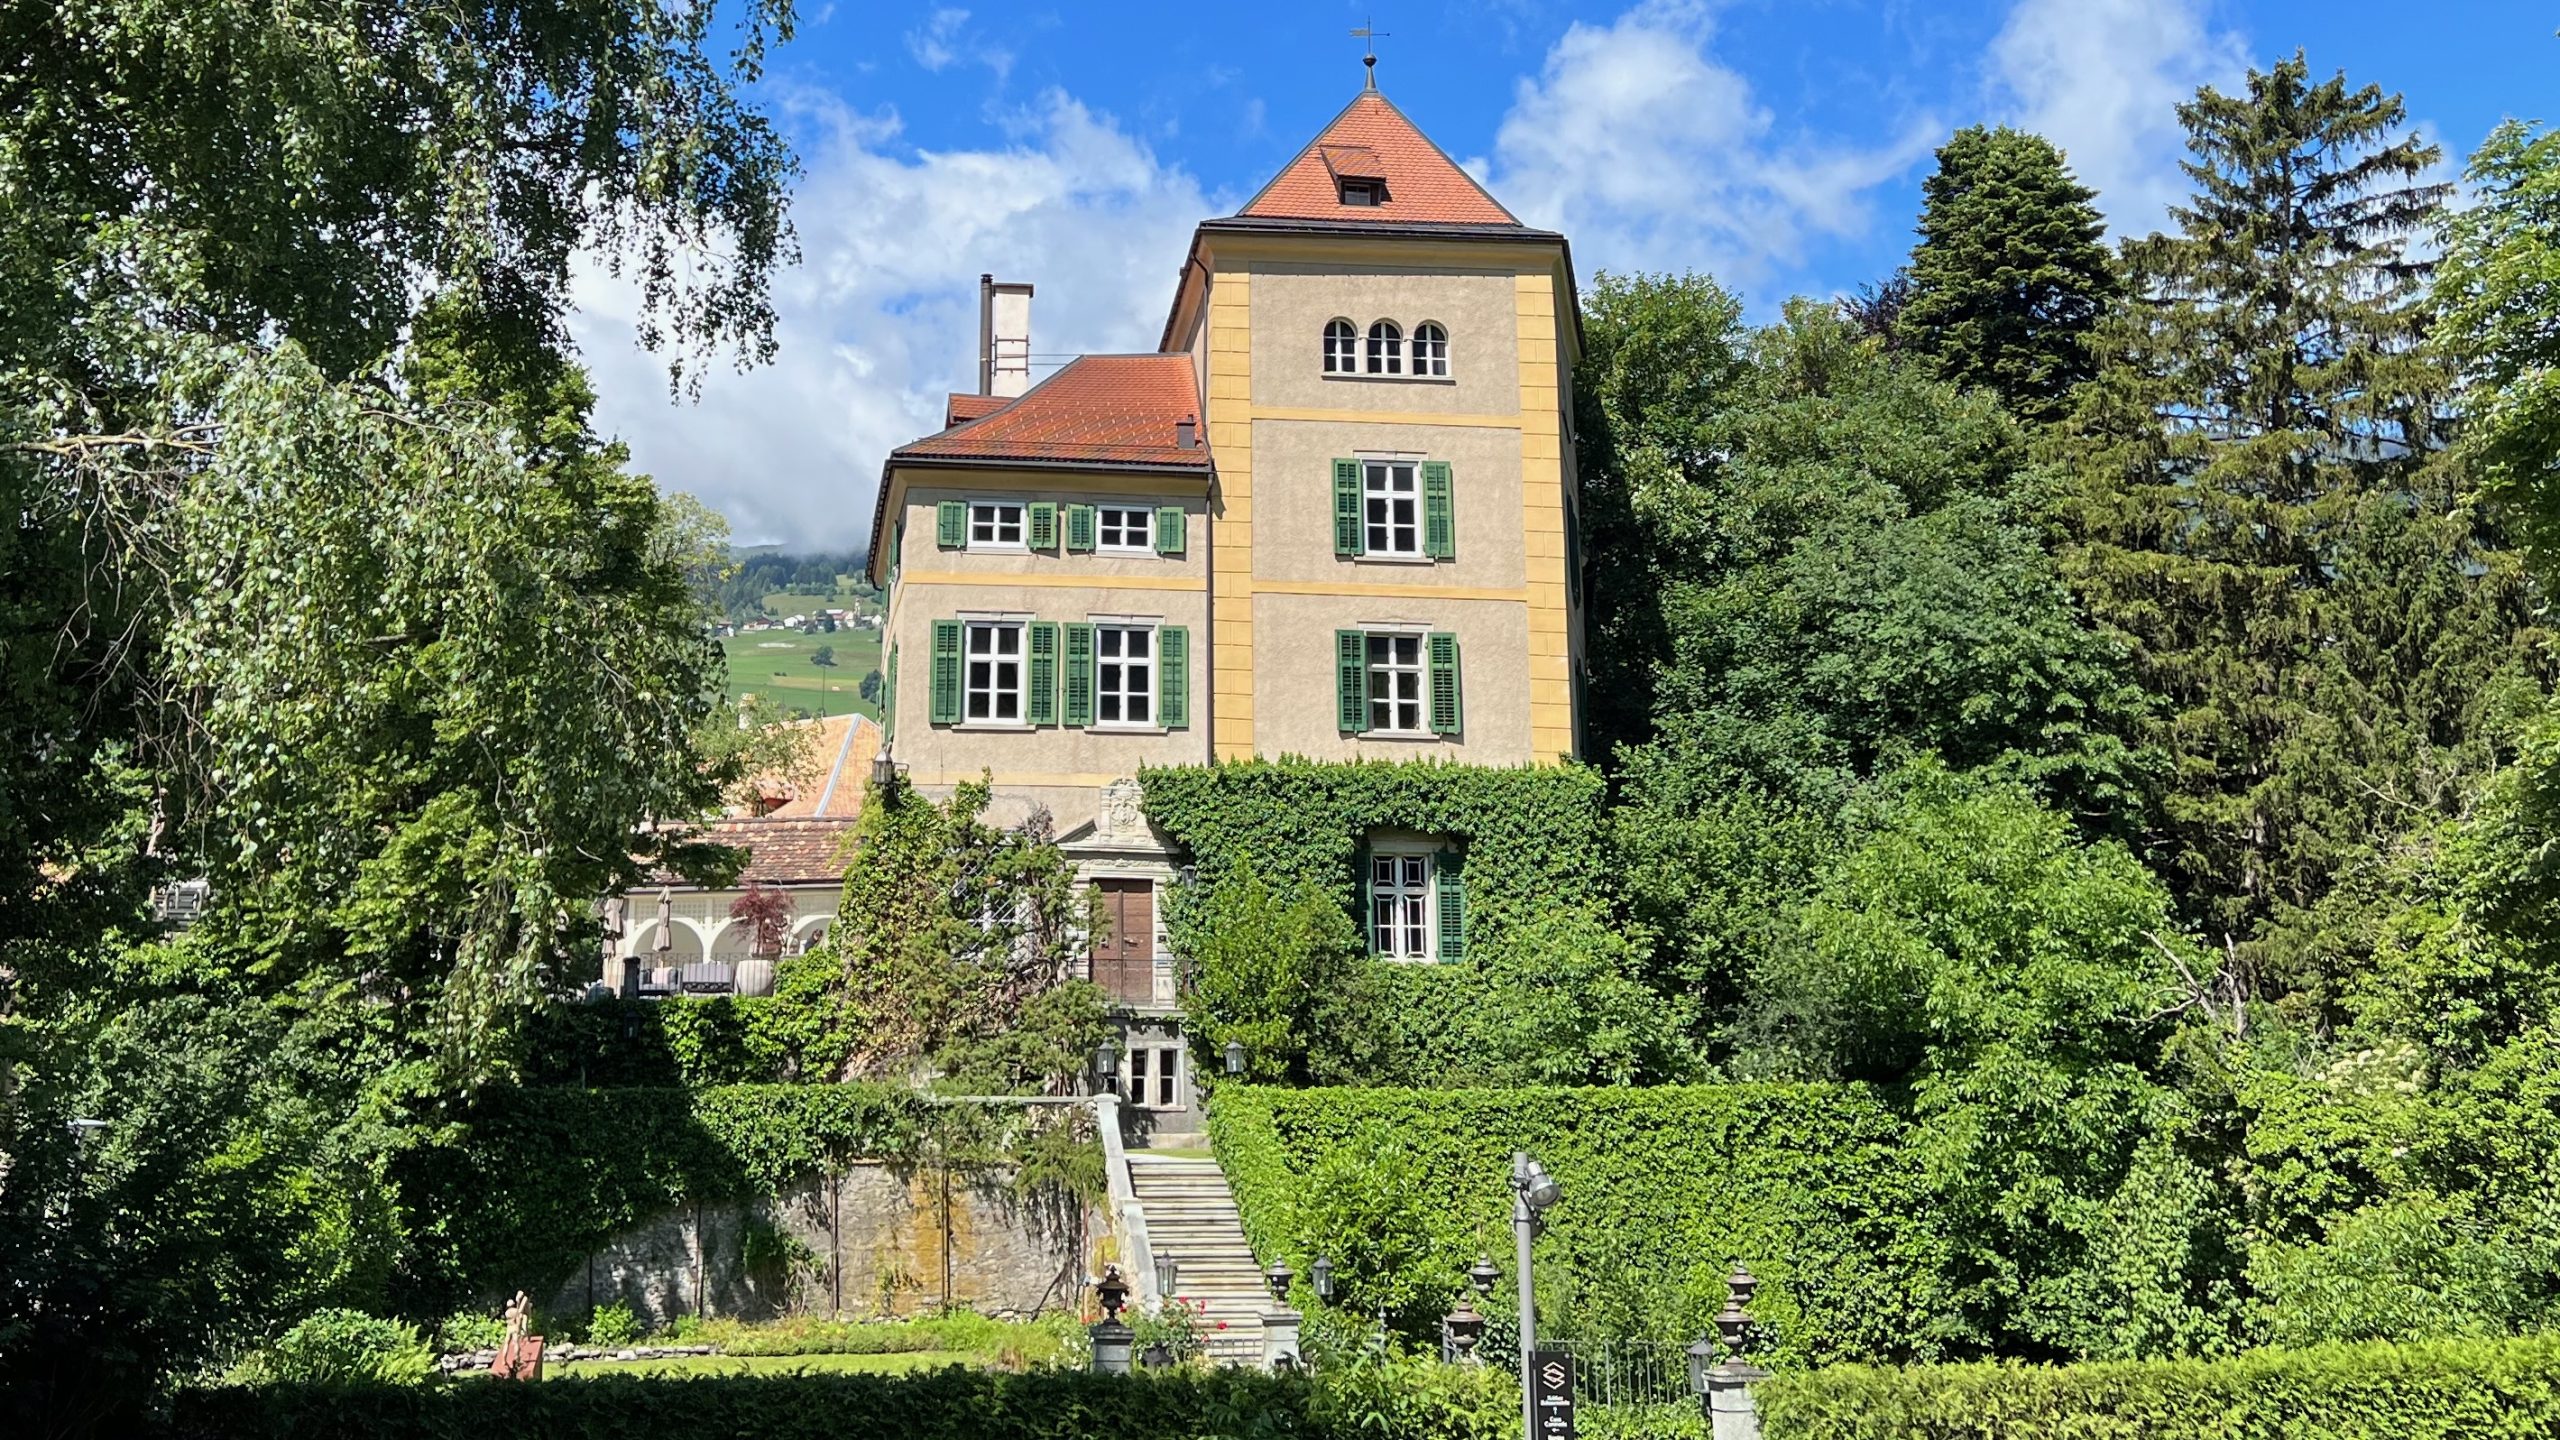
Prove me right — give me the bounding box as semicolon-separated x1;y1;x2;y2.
946;392;1010;427
758;714;876;820
662;817;857;888
893;355;1208;470
1238;91;1519;226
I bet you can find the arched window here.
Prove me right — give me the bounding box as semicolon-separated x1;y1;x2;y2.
1366;320;1404;376
1323;318;1358;374
1413;322;1449;378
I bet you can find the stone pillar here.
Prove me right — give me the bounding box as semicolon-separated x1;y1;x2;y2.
1261;1308;1302;1372
1090;1319;1135;1374
1707;1366;1767;1440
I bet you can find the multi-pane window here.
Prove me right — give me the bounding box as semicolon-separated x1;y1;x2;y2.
1098;506;1153;552
1366;320;1404;375
1370;853;1433;961
1096;624;1155;727
1366;633;1425;733
1413;322;1449;377
1126;1045;1183;1109
964;621;1024;722
969;501;1024;547
1364;460;1420;557
1323;319;1358;374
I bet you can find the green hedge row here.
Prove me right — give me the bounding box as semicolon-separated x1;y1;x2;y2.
1139;758;1612;950
1207;1084;1939;1365
520;996;809;1087
1754;1335;2560;1440
393;1085;953;1311
164;1363;1515;1440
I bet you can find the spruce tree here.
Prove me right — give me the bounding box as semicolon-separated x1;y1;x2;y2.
1898;125;2117;422
2061;54;2544;993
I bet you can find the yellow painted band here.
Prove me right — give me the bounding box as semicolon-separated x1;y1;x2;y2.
896;571;1207;593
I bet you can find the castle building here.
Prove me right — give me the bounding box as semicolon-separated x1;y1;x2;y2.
867;80;1585;1115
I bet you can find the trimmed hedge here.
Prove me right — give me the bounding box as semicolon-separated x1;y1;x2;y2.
1754;1335;2560;1440
393;1085;967;1310
521;996;809;1087
1139;758;1612;951
164;1364;1513;1440
1208;1085;1940;1365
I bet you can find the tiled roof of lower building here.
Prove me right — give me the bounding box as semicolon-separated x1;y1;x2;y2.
894;354;1208;470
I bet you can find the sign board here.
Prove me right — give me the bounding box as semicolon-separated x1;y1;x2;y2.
1529;1349;1576;1440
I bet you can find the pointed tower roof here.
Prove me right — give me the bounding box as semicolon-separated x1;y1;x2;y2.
1235;90;1519;227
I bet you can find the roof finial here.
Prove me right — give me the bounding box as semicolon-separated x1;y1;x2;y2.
1351;17;1389;89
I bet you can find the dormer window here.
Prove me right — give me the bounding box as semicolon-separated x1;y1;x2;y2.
1366;320;1404;375
1339;179;1383;206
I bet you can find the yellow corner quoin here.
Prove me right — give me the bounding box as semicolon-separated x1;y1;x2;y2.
1209;268;1258;762
1515;270;1574;764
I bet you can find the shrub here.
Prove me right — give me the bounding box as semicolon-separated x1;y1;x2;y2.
1209;1084;1941;1365
585;1302;641;1348
1753;1334;2560;1440
262;1309;434;1387
434;1309;505;1352
1172;860;1366;1083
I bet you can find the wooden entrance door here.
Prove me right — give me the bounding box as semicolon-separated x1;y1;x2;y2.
1091;877;1155;1005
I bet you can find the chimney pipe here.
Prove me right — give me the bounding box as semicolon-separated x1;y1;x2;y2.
978;275;1034;398
1176;415;1197;449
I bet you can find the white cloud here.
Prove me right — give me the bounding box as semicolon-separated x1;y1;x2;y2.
568;88;1212;550
1488;0;1937;290
905;8;1011;83
1988;0;2250;235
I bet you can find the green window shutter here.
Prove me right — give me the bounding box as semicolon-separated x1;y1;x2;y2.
1336;630;1367;733
1358;845;1377;957
929;620;962;724
1158;625;1189;729
892;516;906;581
936;500;967;548
1066;504;1097;552
1427;632;1463;735
1063;623;1096;727
1435;852;1466;962
1154;505;1184;556
1027;622;1059;725
1422;461;1455;559
1028;502;1058;551
883;643;899;741
1332;459;1364;556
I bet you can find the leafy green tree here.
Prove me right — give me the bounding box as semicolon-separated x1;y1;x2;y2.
1897;126;2117;423
858;668;885;704
811;644;837;669
2438;121;2560;573
1172;860;1364;1084
2059;54;2543;981
1740;767;2232;1358
806;777;1107;1092
1569;272;1749;757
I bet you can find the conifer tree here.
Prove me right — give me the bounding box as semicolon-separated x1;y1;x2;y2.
1898;125;2117;422
2061;55;2544;987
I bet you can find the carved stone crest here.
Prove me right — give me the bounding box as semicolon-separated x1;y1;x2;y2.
1100;777;1144;839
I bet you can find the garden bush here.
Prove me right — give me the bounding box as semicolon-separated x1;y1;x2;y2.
258;1309;435;1387
1754;1334;2560;1440
1208;1084;1941;1365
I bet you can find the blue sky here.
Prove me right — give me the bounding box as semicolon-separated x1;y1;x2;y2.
567;1;2559;549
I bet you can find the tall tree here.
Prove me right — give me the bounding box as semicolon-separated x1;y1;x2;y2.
2438;120;2560;574
2059;55;2544;990
1897;126;2118;423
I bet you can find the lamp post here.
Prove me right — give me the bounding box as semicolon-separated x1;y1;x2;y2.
870;744;897;792
1154;1253;1180;1309
1510;1152;1562;1440
1092;1034;1121;1096
1223;1037;1247;1078
1309;1255;1333;1303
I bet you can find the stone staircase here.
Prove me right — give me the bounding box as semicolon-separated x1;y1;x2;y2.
1125;1153;1268;1364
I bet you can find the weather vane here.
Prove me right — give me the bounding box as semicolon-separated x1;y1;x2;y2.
1352;17;1389;88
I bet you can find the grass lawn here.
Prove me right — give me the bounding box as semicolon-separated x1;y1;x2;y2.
758;588;878;620
720;627;883;721
544;1350;980;1380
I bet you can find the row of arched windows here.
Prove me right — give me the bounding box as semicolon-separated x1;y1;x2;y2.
1323;318;1450;378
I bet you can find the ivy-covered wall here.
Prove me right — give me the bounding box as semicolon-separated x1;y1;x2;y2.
1207;1084;1939;1366
392;1085;1079;1314
1139;759;1612;951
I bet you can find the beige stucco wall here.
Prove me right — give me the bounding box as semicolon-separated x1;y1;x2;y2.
1249;263;1523;415
1248;591;1537;764
1245;419;1527;591
879;470;1210;834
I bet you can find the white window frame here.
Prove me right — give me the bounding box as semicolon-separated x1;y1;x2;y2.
1124;1043;1185;1110
1366;320;1404;375
1092;619;1158;730
1322;318;1358;375
1413;321;1450;378
1364;628;1428;736
1096;505;1155;555
1361;456;1424;559
962;616;1028;726
1369;846;1437;963
968;500;1026;550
